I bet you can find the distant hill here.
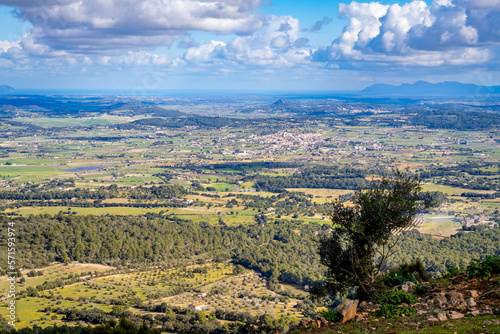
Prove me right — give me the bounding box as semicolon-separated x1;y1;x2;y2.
272;99;289;106
0;85;14;93
269;98;297;111
360;81;500;96
111;105;185;117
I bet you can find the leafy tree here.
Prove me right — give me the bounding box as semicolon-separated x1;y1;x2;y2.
317;170;434;300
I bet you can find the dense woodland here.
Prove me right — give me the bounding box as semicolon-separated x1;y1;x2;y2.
1;214;499;286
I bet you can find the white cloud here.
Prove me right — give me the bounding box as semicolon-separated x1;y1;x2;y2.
433;0;454;7
312;0;497;68
1;0;265;54
0;39;20;52
184;40;226;63
184;15;310;67
335;2;389;56
1;0;499;79
373;1;433;53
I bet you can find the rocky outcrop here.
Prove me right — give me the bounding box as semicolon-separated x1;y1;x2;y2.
335;299;359;324
288;275;500;333
400;281;416;293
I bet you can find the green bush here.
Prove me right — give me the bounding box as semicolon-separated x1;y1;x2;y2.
319;309;341;323
413;285;428;296
382;273;418;287
396;259;430;281
378;289;417;305
443;266;462;278
376;304;416;318
466;255;500;280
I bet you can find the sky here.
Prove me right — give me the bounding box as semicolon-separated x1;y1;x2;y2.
0;0;499;92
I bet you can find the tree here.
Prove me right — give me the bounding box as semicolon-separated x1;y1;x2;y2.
317;170;434;301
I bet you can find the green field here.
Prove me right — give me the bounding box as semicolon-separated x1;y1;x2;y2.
15;116;133;127
1;263;305;328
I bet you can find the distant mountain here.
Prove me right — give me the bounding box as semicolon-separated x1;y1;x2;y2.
269;98;297;110
0;85;14;93
360;81;500;96
272;99;288;106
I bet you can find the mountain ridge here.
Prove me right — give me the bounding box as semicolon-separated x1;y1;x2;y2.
361;81;500;96
0;85;14;93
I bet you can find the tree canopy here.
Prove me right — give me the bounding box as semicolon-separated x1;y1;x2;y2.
317;170;434;300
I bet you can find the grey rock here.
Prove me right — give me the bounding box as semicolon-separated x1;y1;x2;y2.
401;281;417;293
432;292;447;307
335;299;359;324
448;311;464;320
468;290;479;298
437;312;448;321
467;298;477;308
446;291;464;306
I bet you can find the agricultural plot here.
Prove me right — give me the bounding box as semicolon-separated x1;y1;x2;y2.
161;271;304;319
421;183;495;196
0;263;114;295
418;215;463;237
1;263;305;329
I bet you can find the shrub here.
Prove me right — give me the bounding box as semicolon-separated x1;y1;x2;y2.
319;309;341;323
443;267;462;279
382;273;418;287
376;305;416;318
378;290;417;305
466;255;500;280
413;285;428;296
396;259;430;282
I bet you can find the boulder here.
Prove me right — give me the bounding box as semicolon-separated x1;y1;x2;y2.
437;312;447;321
448;311;464;320
481;306;493;315
431;292;447;307
445;291;464;307
481;309;493;316
466;298;477;308
317;316;328;327
468;290;479;298
335;299;359;324
357;301;376;312
401;281;417;293
357;301;368;312
428;283;445;292
455;302;467;312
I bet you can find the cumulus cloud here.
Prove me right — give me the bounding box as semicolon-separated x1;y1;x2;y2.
178;36;196;49
0;0;265;54
185;40;226;63
313;0;499;68
184;15;310;67
371;1;434;53
0;39;20;52
334;2;389;57
306;17;333;32
2;0;499;77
